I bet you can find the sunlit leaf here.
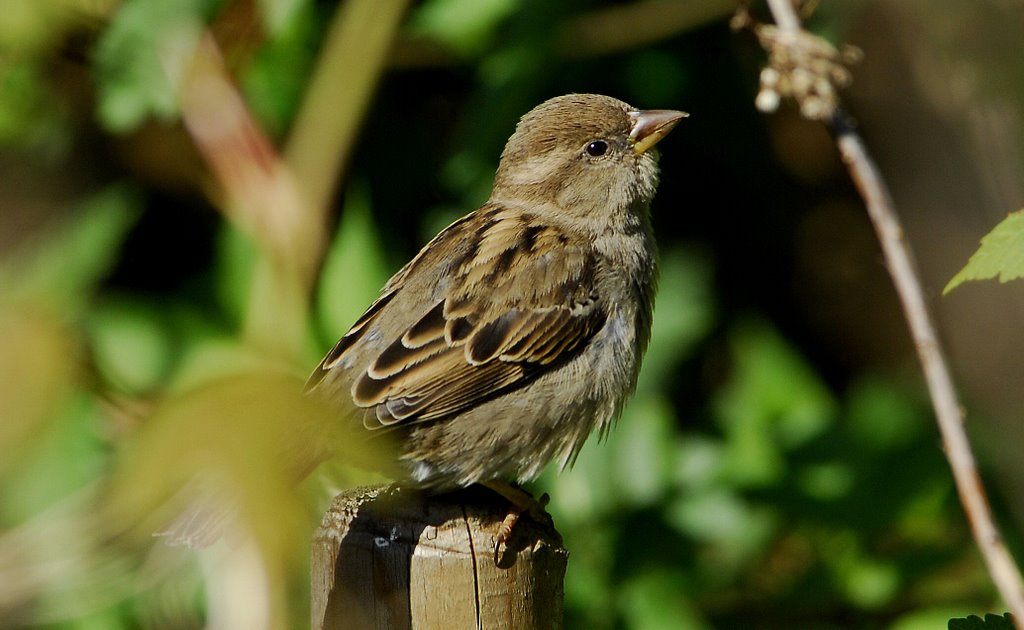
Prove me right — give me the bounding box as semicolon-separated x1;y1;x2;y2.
944;210;1024;294
108;373;318;554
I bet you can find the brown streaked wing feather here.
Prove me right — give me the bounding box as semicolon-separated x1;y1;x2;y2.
304;289;398;392
340;202;608;430
353;299;605;429
362;353;530;428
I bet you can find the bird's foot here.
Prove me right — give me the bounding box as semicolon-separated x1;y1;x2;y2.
481;480;552;566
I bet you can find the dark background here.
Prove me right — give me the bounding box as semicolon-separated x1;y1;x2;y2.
2;0;1023;627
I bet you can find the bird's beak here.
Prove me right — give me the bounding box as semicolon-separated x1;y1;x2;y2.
629;109;688;155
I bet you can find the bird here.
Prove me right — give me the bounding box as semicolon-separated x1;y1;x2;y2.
305;93;686;542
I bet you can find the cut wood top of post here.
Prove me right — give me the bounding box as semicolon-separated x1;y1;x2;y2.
312;484;568;630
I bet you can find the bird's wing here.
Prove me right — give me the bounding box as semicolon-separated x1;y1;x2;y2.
307;205;607;429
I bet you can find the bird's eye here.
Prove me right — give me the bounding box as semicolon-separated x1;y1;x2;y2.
585;140;609;157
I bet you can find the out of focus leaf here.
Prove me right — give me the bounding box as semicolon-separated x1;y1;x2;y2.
108;373;328;553
820;531;900;608
561;524;617;630
636;248;714;394
93;0;219;131
213;224;258;329
673;437;725;490
620;569;705;630
88;297;174;394
314;184;391;347
896;478;952;544
243;0;318;135
0;0;93;54
714;320;836;486
0;306;78;478
944;210;1024;294
408;0;517;56
610;395;678;507
256;0;307;35
107;371;390;552
797;461;855;500
542;430;616;526
1;392;106;522
845;376;925;450
545;397;679;526
1;184;140;308
169;337;276;395
663;487;776;564
0;59;70;149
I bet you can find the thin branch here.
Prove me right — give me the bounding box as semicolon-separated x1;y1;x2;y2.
760;1;1024;623
284;0;412;232
178;32;311;360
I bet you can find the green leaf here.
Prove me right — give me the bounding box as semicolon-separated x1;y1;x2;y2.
1;184;141;308
619;569;706;630
408;0;517;56
1;392;107;522
609;395;678;507
0;306;79;478
256;0;308;35
713;320;837;486
944;210;1024;294
213;223;259;329
636;248;714;394
243;0;318;135
105;371;385;560
93;0;221;132
314;184;391;346
87;296;175;394
845;375;926;450
0;0;85;54
0;59;71;149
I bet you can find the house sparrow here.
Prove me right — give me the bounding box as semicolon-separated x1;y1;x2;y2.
307;94;685;530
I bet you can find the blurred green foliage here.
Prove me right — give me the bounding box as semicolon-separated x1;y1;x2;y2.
0;0;1015;628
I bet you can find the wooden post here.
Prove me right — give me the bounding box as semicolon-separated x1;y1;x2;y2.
312;484;567;629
